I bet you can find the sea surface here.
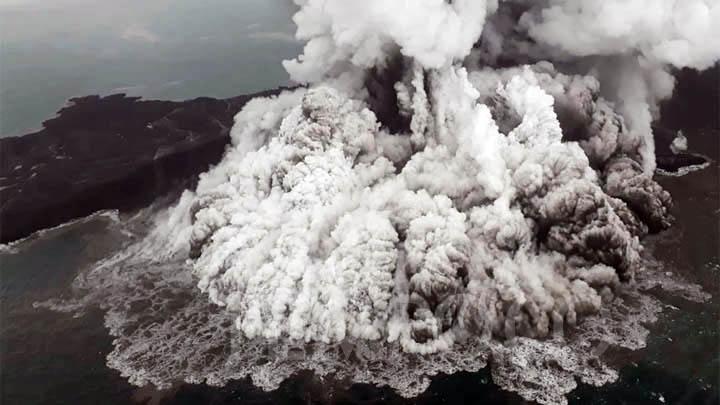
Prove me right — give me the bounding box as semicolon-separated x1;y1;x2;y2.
0;129;717;404
0;0;302;137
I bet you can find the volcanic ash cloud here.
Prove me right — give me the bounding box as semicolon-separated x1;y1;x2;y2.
43;1;719;404
188;64;657;354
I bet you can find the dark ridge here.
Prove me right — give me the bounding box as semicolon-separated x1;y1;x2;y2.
365;53;412;134
0;88;287;244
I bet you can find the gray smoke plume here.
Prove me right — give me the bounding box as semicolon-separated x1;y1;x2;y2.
41;1;718;404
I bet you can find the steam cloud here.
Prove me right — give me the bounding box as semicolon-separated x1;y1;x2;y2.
45;1;718;404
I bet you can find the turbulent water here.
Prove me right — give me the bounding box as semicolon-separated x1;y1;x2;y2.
3;1;720;404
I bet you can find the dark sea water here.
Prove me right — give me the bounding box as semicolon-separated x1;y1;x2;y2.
1;129;717;405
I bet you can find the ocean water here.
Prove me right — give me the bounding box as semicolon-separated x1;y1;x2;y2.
0;130;717;404
0;0;302;137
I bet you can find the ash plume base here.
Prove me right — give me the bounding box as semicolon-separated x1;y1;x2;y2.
37;214;708;405
39;0;719;404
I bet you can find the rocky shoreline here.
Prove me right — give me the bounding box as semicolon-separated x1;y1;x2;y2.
0;89;285;243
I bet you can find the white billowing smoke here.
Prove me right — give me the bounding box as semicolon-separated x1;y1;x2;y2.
284;0;720;173
51;1;716;404
517;0;720;172
283;0;499;83
521;0;720;70
188;64;653;356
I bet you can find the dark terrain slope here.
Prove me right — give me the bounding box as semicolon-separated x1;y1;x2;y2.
0;89;284;243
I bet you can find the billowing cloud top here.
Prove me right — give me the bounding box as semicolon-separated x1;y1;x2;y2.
523;0;720;70
283;0;499;82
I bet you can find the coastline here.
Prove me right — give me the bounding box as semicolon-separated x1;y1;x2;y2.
0;88;288;243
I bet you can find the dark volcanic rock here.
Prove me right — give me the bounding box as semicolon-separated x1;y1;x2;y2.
0;89;284;243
